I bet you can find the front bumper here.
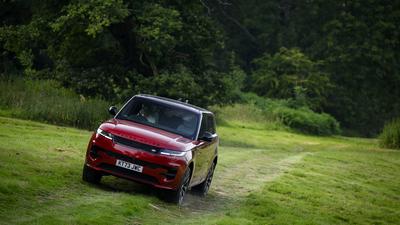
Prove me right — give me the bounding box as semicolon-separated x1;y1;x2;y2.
85;134;188;190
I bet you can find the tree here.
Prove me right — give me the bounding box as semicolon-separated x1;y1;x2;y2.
312;0;400;136
251;48;331;110
0;0;241;107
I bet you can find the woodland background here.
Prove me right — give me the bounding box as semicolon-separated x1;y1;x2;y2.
1;0;399;137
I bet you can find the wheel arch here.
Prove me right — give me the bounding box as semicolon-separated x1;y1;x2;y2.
213;155;218;166
188;161;194;182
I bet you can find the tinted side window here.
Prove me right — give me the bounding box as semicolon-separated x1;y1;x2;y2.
199;114;208;138
206;114;216;134
199;113;216;137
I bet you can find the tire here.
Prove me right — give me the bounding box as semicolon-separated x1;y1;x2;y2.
168;167;191;205
82;164;102;184
192;162;215;197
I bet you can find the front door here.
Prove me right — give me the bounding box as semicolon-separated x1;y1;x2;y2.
192;113;217;183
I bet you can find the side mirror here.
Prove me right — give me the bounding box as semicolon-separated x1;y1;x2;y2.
108;106;118;116
199;131;215;142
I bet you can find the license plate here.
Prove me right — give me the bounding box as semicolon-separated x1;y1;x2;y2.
115;159;143;173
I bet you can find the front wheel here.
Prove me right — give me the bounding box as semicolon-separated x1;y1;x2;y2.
192;162;215;197
82;164;102;184
168;168;191;205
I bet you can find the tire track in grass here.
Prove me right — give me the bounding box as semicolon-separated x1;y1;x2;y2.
179;148;310;214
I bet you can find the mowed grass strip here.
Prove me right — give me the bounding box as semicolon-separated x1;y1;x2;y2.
0;117;156;225
0;117;303;224
187;131;400;224
1;117;400;225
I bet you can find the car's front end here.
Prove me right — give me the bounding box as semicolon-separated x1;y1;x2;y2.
84;120;195;190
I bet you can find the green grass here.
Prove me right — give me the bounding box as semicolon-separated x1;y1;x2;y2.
0;116;399;224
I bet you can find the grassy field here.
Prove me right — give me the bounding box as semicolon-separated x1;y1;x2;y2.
0;116;399;224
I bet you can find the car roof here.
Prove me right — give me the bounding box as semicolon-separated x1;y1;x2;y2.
135;94;213;115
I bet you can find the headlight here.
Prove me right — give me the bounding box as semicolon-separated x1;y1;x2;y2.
96;128;113;140
159;149;186;157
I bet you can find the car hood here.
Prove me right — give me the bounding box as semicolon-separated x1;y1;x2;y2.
99;118;196;151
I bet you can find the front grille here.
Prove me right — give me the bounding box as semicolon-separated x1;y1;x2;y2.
91;145;178;178
113;135;161;154
98;163;159;184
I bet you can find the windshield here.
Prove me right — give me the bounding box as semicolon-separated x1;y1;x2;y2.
116;97;200;140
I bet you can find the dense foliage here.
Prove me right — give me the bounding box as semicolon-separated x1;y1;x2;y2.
0;0;242;107
379;118;400;149
206;0;400;136
1;0;399;136
250;48;331;110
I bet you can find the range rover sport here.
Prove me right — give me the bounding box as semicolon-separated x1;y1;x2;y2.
82;94;218;204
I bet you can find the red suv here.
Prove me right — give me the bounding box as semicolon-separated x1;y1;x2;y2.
82;94;218;204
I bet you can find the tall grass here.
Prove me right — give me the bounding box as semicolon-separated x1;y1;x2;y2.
379;118;400;149
0;78;340;135
0;78;110;130
211;103;286;130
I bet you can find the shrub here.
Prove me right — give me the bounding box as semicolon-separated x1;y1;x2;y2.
233;93;341;135
379;118;400;149
271;106;340;135
0;78;110;130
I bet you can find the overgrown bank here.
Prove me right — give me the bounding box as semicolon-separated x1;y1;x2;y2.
0;79;340;135
215;93;340;135
0;79;109;130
